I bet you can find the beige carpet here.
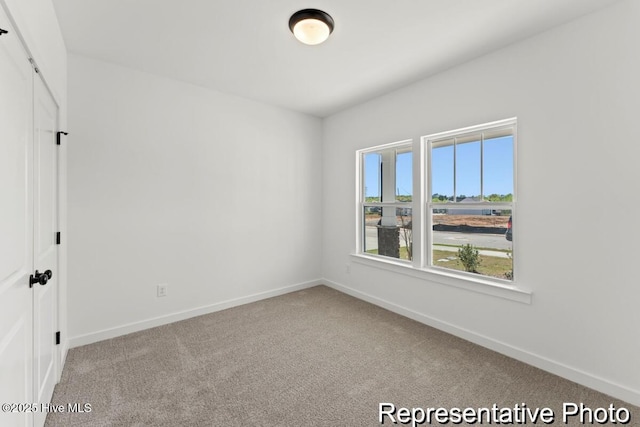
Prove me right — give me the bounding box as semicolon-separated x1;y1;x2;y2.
46;286;637;426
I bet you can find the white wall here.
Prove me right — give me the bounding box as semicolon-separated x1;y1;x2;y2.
67;55;323;344
322;0;640;405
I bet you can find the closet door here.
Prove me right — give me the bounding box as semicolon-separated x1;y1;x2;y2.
32;74;59;427
0;7;35;427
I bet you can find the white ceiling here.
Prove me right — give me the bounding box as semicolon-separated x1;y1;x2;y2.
52;0;619;117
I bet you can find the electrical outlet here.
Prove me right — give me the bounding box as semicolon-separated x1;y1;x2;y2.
157;284;168;297
345;264;351;274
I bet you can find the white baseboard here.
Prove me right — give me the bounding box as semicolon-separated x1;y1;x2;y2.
323;278;640;407
69;279;322;348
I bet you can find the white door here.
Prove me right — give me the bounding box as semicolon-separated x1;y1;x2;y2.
0;6;35;427
32;74;59;427
1;6;59;427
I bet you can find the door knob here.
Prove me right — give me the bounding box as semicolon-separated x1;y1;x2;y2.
29;270;52;288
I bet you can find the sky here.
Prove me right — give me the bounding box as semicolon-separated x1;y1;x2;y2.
365;136;513;199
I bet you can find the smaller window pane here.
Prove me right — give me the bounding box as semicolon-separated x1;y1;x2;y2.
483;135;514;200
363;207;381;255
363;206;413;261
431;209;513;280
396;151;412;202
364;153;381;202
431;144;454;201
456;139;481;201
397;207;413;261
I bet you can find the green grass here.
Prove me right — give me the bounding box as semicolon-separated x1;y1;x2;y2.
433;249;512;279
366;246;411;260
433;243;512;253
366;248;513;280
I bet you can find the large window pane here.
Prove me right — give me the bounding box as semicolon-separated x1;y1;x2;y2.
483;135;514;200
427;122;514;282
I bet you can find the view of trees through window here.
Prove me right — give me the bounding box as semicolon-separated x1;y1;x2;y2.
429;129;514;281
358;119;516;284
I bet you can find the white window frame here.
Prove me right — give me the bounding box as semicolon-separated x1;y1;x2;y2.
425;118;516;279
353;118;531;304
356;140;413;262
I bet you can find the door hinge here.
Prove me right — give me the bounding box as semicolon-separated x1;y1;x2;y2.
55;331;61;345
56;232;61;245
56;131;68;146
28;57;40;73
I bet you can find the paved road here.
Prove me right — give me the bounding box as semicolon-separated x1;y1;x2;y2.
432;244;510;259
433;231;511;251
364;227;512;258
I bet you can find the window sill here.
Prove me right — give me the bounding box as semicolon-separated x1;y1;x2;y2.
350;253;532;304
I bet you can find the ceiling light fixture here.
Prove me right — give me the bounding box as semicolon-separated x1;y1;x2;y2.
289;9;334;45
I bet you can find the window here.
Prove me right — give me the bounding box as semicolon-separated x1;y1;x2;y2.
359;141;413;262
427;120;515;281
356;118;516;288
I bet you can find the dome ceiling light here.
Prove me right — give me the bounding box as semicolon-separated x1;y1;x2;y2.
289;9;334;45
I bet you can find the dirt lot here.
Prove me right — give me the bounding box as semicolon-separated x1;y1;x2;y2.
432;214;509;228
365;214;509;228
